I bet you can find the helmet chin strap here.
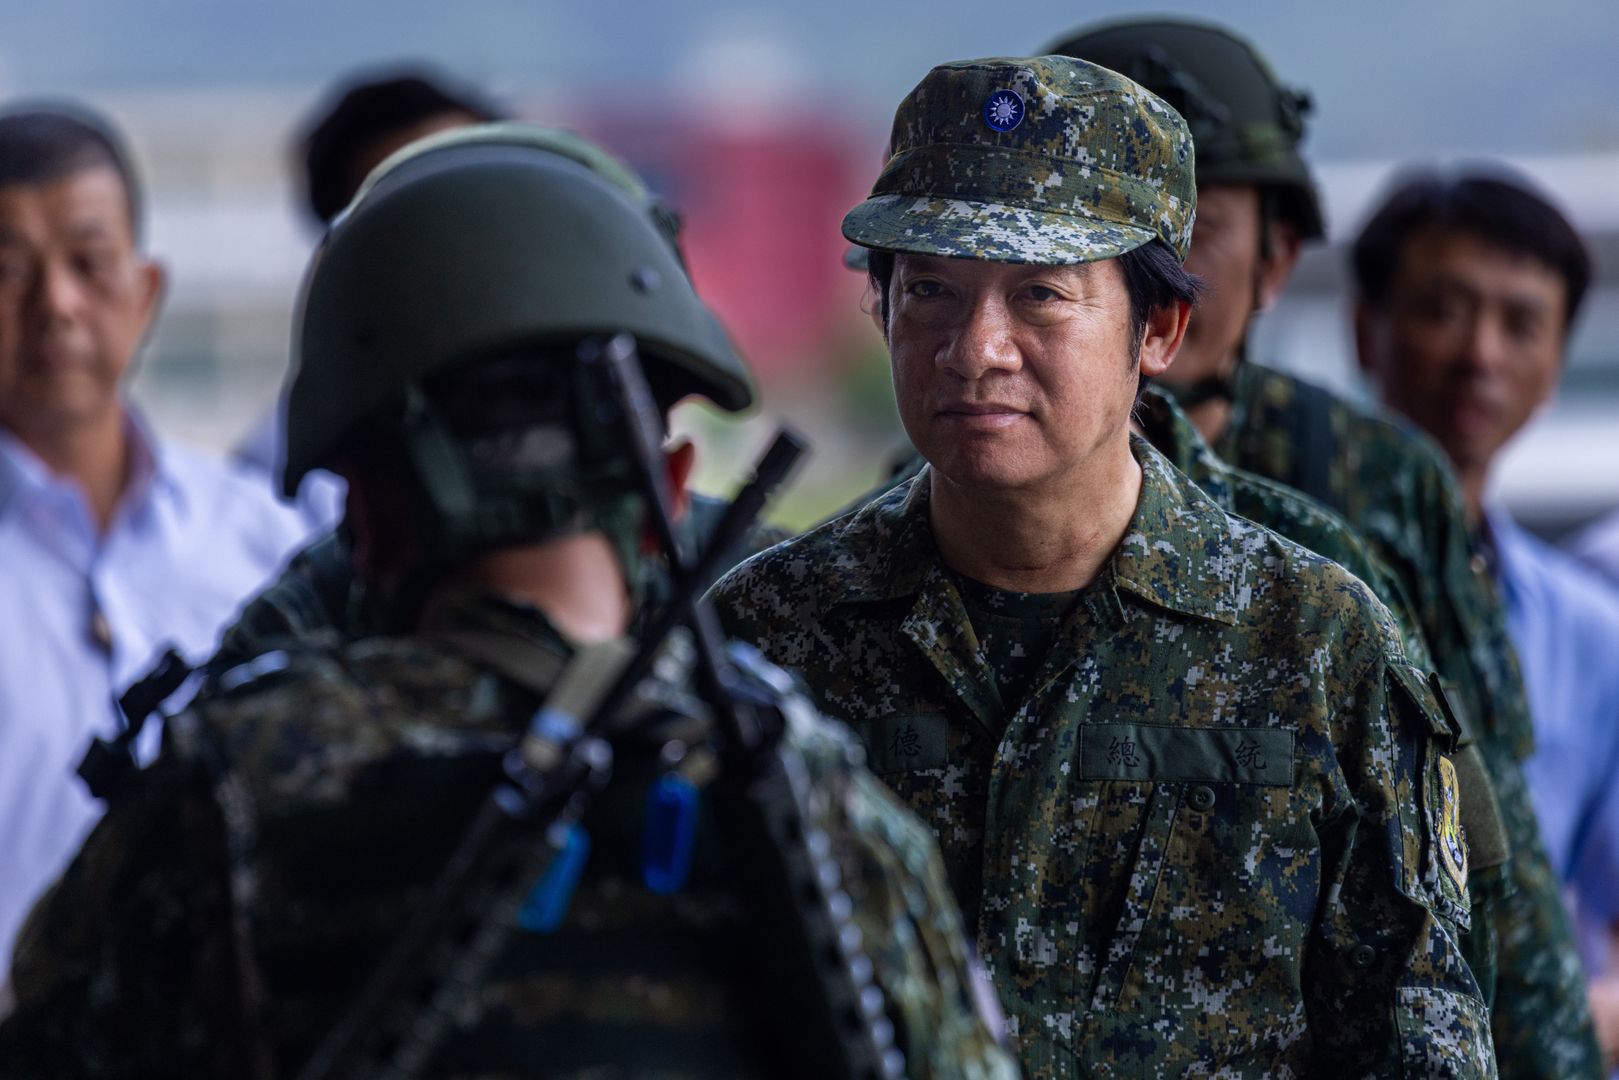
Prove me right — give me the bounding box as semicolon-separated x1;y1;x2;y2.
371;378;652;630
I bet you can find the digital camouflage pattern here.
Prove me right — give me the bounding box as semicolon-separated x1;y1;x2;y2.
1213;360;1601;1078
0;594;1016;1079
873;391;1513;1001
713;437;1495;1078
841;56;1196;265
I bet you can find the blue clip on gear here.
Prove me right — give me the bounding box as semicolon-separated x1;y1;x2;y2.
517;822;591;932
642;774;700;895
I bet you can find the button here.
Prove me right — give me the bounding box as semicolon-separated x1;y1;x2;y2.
1189;785;1216;811
87;608;113;654
1352;944;1377;968
1470;553;1489;576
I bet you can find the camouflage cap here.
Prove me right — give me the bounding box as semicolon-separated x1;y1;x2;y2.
842;55;1195;265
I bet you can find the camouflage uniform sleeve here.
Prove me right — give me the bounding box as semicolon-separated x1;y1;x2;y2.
212;532;354;670
783;684;1019;1080
1306;595;1497;1078
0;741;257;1078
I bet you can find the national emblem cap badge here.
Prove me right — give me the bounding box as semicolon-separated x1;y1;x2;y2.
983;89;1024;132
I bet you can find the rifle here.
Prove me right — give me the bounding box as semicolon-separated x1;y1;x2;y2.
297;335;900;1080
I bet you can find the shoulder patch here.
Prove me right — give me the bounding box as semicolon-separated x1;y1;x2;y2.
1436;754;1469;894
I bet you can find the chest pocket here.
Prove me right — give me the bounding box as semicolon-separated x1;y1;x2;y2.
1059;723;1302;1064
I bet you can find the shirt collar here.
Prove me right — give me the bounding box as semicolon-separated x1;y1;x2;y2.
829;435;1241;626
0;407;183;523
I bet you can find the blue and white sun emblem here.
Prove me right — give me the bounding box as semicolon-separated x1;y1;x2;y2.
983;89;1024;133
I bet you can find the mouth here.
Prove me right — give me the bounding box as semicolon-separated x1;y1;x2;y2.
934;402;1028;431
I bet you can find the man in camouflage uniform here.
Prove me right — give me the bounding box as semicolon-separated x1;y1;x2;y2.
0;128;1016;1080
713;55;1493;1077
1045;21;1600;1076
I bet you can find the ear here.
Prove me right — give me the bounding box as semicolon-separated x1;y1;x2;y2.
1138;299;1193;379
1254;220;1303;313
864;279;887;339
133;258;167;341
663;437;697;523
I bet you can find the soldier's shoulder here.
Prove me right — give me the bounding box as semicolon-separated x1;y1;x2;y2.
1207;493;1407;664
188;636;507;806
712;477;914;619
1320;382;1459;492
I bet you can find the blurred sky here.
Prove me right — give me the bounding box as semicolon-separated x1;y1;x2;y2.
6;0;1619;164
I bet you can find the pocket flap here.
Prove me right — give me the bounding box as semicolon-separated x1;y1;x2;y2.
1077;723;1294;785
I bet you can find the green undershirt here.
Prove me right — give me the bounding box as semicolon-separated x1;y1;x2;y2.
952;573;1084;716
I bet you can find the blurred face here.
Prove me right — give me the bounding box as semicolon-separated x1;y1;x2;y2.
1174;184;1301;385
1177;185;1261;382
0;166;161;440
1358;226;1567;475
885;253;1174;493
344;110;481;207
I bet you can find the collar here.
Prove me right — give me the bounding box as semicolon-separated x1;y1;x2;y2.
1135;387;1235;510
0;407;182;522
827;436;1242;626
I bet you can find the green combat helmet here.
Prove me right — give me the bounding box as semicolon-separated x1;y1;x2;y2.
1047;19;1325;241
281;126;753;615
843;55;1196;265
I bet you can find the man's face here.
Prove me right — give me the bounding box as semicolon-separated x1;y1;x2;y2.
1358;226;1568;475
1175;183;1299;385
886;253;1158;493
345;110;482;209
0;166;161;440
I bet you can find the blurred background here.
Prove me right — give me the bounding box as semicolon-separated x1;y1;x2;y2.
10;0;1618;532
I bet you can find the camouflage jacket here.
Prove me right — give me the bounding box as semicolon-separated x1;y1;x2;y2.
1135;388;1515;1001
713;437;1495;1079
0;595;1016;1080
1212;361;1601;1078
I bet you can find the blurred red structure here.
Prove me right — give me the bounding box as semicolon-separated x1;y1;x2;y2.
585;104;875;378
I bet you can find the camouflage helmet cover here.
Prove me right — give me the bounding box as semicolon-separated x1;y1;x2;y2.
1047;19;1326;239
842;55;1196;265
283;125;753;496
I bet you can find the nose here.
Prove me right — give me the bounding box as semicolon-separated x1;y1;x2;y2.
938;294;1021;380
30;258;86;329
1459;310;1509;377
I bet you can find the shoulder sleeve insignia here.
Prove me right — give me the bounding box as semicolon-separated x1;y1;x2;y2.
1437;754;1469;893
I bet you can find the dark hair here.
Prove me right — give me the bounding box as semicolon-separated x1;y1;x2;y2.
866;239;1202;358
1352;169;1591;329
0;105;143;240
300;67;503;224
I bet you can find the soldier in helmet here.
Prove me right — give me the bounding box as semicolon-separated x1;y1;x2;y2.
0;127;1016;1080
1042;20;1600;1078
713;55;1493;1076
210;123;780;671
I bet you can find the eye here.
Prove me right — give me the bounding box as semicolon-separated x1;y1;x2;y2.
0;250;29;284
904;279;946;299
74;249;116;279
1023;284;1061;303
1504;307;1546;343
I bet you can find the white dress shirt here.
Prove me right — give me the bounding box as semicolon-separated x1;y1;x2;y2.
0;413;311;983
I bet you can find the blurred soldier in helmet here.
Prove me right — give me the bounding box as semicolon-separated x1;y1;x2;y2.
213;124;779;671
1040;22;1601;1078
715;54;1492;1077
0;127;1016;1080
234;65;505;529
